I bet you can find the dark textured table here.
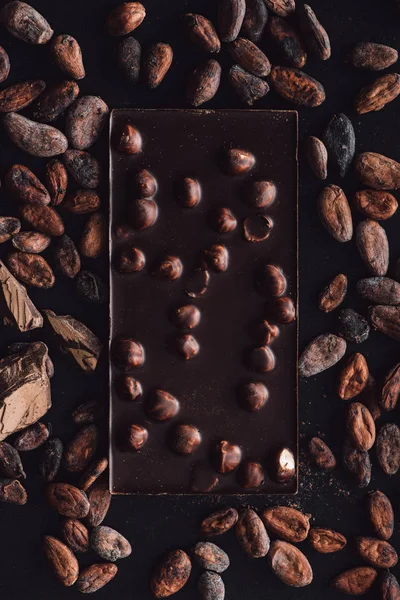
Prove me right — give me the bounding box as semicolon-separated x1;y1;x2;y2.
1;0;400;598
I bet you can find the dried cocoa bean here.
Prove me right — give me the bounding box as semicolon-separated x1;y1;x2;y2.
46;482;90;518
78;457;108;491
6;164;50;205
184;14;221;53
218;0;246;42
345;402;375;450
268;16;307;68
2;1;53;44
80;212;106;259
370;305;400;340
63;149;100;189
43;535;79;587
55;235;81;278
12;231;50;253
356;220;389;276
357;277;400;305
7;251;54;288
0;478;27;504
381;363;400;411
350;42;398;71
0;80;45;113
90;526;131;562
0;441;25;478
51;34;85;80
118;37;141;82
198;572;225;600
356;73;400;114
151;549;192;598
62;189;100;214
270;66;325;107
229;37;271;76
318;273;347;312
323;113;355;177
72;400;101;425
66;95;109;150
0;217;20;243
368;490;394;540
298;4;331;60
144;43;173;89
380;570;400;599
307;136;327;179
337;353;369;400
261;506;310;543
62;518;89;553
193;542;229;573
356;537;398;568
3;113;68;157
14;421;49;450
77;563;118;593
229;64;269;105
332;567;377;595
33;80;79;123
106;2;146;36
39;437;63;482
268;540;313;587
337;308;370;343
63;425;98;472
0;45;10;83
318;184;352;242
354;189;398;220
308;437;336;470
84;481;111;527
76;270;105;303
201;507;239;536
299;333;346;377
343;438;371;487
187;59;222;107
264;0;295;17
241;0;268;43
355;152;400;190
45;159;68;206
235;508;270;558
309;528;347;553
359;375;382;420
377;423;400;475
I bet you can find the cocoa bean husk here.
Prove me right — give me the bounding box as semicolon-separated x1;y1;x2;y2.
200;507;239;536
337;353;369;400
354;189;398;220
309;528;347;553
318;273;347;312
0;478;27;504
62;189;100;214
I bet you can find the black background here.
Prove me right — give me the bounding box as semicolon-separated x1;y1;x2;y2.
1;0;400;598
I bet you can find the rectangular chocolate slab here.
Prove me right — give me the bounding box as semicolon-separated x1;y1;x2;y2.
109;109;298;494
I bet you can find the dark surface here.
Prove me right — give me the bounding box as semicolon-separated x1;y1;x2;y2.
0;0;400;598
110;108;298;494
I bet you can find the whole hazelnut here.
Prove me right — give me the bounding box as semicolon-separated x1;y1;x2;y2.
213;440;242;473
145;389;180;421
210;207;237;233
176;334;200;360
129;198;158;230
176;177;201;208
172;305;201;329
202;244;229;273
267;297;296;324
114;123;142;154
252;319;280;345
249;346;275;373
153;255;183;281
245;180;276;208
224;148;255;175
237;460;264;489
126;424;148;450
133;169;157;198
238;381;269;412
111;338;145;370
257;265;287;297
113;245;145;273
168;424;201;455
115;375;143;401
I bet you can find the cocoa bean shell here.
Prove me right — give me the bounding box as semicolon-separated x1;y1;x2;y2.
77;563;118;594
66;95;109;150
144;43;173;89
63;424;98;473
229;37;271;76
12;231;51;253
0;216;21;243
350;42;398;71
7;251;55;288
46;482;90;518
355;73;400;114
299;333;346;378
192;542;229;573
0;45;10;83
268;16;307;68
370;305;400;340
151;549;192;598
184;13;221;53
55;235;81;278
261;506;310;543
343;438;371;487
229;64;269;105
84;481;111;527
309;528;347;553
235;508;270;558
14;421;49;450
43;535;79;587
90;525;132;562
6;164;50;205
332;567;377;595
33;80;79;123
45;159;68;206
357;277;400;305
376;423;400;475
318;273;347;312
355;152;400;190
354;189;398;220
368;490;394;540
0;441;25;478
187;60;222;107
80;212;106;259
345;402;375;450
62;518;89;553
241;0;268;43
356;219;389;276
381;363;400;411
264;0;295;18
270;66;325;107
63;149;100;189
337;353;369;400
308;437;336;470
0;80;45;113
51;34;85;80
218;0;246;42
318;184;353;242
323;113;355;177
200;507;239;536
39;437;63;482
356;537;398;568
298;4;331;60
307;136;328;179
106;2;146;36
0;478;27;504
4;113;68;157
268;540;313;587
118;36;141;83
2;1;54;44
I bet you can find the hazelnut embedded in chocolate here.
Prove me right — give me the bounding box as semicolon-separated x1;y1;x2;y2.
126;424;148;450
168;423;202;455
191;465;219;492
153;255;183;281
253;319;280;345
129;198;158;230
243;215;273;242
185;268;210;297
238;381;269;412
249;346;276;373
114;123;142;154
267;296;296;324
145;389;180;421
213;440;242;473
173;305;201;329
111;338;145;370
245;180;276;208
237;460;264;489
115;375;143;401
256;264;287;297
133;169;157;198
176;334;200;360
176;177;201;208
224;148;255;175
202;244;229;273
113;245;145;273
209;207;237;233
271;446;296;483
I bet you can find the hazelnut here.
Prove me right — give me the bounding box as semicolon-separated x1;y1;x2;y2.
111;338;145;370
252;319;280;345
176;334;200;360
113;245;145;273
191;465;219;493
210;207;237;233
237;460;264;489
213;440;242;473
133;169;157;198
245;180;276;208
256;264;287;297
153;255;183;281
224;148;255;175
114;123;142;154
129;198;158;230
249;346;276;373
272;446;296;483
238;381;269;412
145;389;180;421
115;375;143;401
176;177;201;208
202;244;229;273
267;296;296;324
172;305;201;329
168;424;201;455
126;424;148;450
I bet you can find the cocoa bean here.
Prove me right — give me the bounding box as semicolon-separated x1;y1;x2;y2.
343;438;371;487
0;478;27;504
368;490;394;541
355;73;400;114
355;152;400;190
261;506;310;543
12;231;50;253
241;0;268;43
357;277;400;305
235;508;270;558
62;189;100;214
0;45;10;83
270;66;325;107
354;189;398;220
2;1;53;44
63;149;100;189
0;216;20;243
299;333;346;377
201;507;239;536
380;570;400;599
118;37;141;82
90;526;131;562
268;540;313;587
39;437;63;482
0;80;45;112
62;518;89;553
78;457;108;491
345;402;375;450
33;80;79;123
377;423;400;475
356;220;389;276
198;572;225;600
14;421;49;450
46;482;90;518
51;34;85;80
332;567;377;595
45;159;68;206
184;14;221;53
370;305;400;340
337;308;370;343
187;60;222;107
193;542;229;573
381;363;400;411
63;425;98;473
76;270;106;303
318;185;353;242
218;0;246;42
309;528;347;553
308;437;336;470
307;136;328;179
55;235;81;278
229;37;271;76
358;375;382;421
151;549;192;598
7;251;54;288
323;113;355;177
3;113;68;157
337;353;369;400
66;95;109;150
77;563;118;593
0;441;25;478
229;64;269;105
298;4;331;60
350;42;398;71
80;212;106;259
84;481;111;527
6;164;50;205
144;43;173;89
106;2;146;36
43;535;79;587
72;399;101;425
356;537;398;568
264;0;295;17
268;16;307;68
318;273;347;312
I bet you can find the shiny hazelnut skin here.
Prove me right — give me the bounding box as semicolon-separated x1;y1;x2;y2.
126;424;148;450
115;375;143;401
191;466;219;492
133;169;157;198
168;424;202;455
238;381;269;412
272;446;296;483
253;319;280;345
153;255;183;281
249;346;276;373
257;264;287;297
203;244;229;273
224;148;255;175
129;198;158;230
245;180;276;208
213;440;242;473
210;207;237;233
176;334;200;360
267;296;296;324
176;177;201;208
145;390;180;421
113;245;145;273
114;123;142;154
111;338;145;370
173;305;201;329
237;460;264;489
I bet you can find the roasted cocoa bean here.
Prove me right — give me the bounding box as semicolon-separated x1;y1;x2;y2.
357;277;400;305
323;113;355;177
229;64;269;105
268;540;313;587
318;184;353;242
359;375;382;421
377;423;400;475
193;542;230;573
90;526;131;562
6;164;50;205
0;441;25;478
198;572;225;600
144;43;173;89
63;149;100;189
345;402;375;450
2;1;54;44
356;537;398;568
84;481;111;527
241;0;268;43
14;421;49;450
62;189;100;214
370;305;400;340
355;152;400;190
4;113;68;157
51;34;85;79
0;80;45;113
12;231;51;254
354;189;398;220
332;567;377;595
229;37;271;76
184;13;221;53
66;95;109;150
268;16;307;68
33;81;79;122
0;217;20;243
76;270;105;303
350;42;398;71
218;0;246;42
355;73;400;114
72;400;101;425
270;66;325;107
201;507;239;536
356;220;389;276
261;506;310;543
39;437;63;482
308;437;336;470
381;363;400;411
54;235;81;278
63;424;98;473
298;4;331;60
343;438;371;487
80;212;106;259
338;353;369;400
368;490;394;540
0;45;10;83
46;482;90;518
77;563;118;594
318;273;347;312
337;308;370;343
151;549;192;598
187;59;222;107
62;518;89;553
43;535;79;587
7;251;55;288
78;457;108;491
118;36;141;82
45;159;68;206
299;333;346;377
235;508;270;558
309;528;347;553
307;136;328;179
264;0;295;17
380;570;400;599
0;478;27;504
106;2;146;36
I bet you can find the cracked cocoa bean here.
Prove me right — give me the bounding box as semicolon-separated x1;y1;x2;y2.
318;184;353;242
309;528;347;553
337;353;369;400
318;273;347;312
229;64;269;105
201;507;239;536
354;190;398;220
